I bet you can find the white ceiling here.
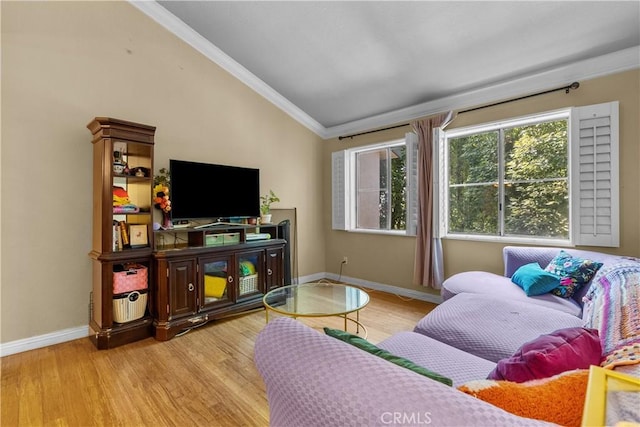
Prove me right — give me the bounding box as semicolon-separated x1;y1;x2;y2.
135;1;640;139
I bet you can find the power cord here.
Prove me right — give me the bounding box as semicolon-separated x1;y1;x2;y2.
338;259;347;282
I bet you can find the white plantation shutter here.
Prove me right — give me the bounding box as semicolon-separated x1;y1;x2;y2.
405;132;418;235
571;101;619;247
332;150;348;230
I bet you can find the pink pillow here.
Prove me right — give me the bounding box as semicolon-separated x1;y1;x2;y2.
487;327;602;383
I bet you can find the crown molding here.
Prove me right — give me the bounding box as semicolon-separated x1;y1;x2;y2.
131;1;638;141
324;46;640;139
130;1;326;137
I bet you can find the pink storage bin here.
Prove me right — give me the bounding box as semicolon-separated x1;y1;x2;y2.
113;264;148;294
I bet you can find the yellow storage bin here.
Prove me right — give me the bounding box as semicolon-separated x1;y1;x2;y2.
204;275;227;298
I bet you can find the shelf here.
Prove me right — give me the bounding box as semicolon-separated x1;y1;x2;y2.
153;223;280;251
113;175;153;183
88;117;156;350
112;211;152;215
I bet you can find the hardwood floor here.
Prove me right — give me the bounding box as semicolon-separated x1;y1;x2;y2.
1;288;436;426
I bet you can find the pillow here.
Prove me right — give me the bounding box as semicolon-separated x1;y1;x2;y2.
544;250;603;298
487;327;601;383
459;369;589;427
323;327;452;386
204;275;227;298
510;262;561;296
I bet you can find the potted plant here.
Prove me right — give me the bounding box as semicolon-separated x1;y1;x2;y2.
260;190;280;224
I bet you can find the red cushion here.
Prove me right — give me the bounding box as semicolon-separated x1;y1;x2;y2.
487;327;602;383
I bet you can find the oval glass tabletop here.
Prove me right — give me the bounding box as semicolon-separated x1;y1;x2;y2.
263;282;370;317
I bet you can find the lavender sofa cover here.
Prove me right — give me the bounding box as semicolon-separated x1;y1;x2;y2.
441;246;624;317
254;317;550;427
414;293;584;362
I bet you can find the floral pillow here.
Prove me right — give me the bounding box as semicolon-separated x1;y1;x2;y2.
544;251;603;298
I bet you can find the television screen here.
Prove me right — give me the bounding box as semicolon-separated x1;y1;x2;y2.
169;159;260;220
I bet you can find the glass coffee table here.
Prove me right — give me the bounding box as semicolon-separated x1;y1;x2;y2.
263;282;370;336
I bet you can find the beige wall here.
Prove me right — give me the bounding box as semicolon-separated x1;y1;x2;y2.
1;2;325;343
323;69;640;294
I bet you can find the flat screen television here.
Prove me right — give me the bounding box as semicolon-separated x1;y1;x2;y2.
169;159;260;221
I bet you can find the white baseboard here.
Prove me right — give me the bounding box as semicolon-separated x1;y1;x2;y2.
1;273;439;357
1;326;90;357
297;272;443;305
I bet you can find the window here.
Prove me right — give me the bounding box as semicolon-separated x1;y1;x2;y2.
332;134;417;234
436;101;619;247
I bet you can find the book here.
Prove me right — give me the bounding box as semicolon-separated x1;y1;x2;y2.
119;221;130;249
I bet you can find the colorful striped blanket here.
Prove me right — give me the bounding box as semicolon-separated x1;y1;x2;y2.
582;258;640;370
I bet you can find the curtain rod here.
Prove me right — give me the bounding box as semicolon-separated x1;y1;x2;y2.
338;81;580;141
338;123;410;140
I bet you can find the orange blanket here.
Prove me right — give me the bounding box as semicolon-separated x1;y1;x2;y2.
458;369;589;427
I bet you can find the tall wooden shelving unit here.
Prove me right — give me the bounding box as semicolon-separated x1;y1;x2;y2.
87;117;156;349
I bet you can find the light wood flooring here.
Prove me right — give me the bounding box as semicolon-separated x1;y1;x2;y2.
1;287;436;427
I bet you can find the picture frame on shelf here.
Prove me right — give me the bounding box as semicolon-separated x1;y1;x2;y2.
129;224;149;248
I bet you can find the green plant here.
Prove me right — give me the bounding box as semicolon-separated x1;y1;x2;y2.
260;190;280;215
153;167;170;187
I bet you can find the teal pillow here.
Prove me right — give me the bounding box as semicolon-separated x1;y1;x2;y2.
511;262;561;296
323;327;452;386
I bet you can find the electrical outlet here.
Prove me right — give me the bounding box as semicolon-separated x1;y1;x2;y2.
342;256;348;264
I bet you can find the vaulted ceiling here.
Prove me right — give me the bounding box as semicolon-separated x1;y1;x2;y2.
134;1;640;139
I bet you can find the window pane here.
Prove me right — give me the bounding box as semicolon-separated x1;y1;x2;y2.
504;180;569;238
504;120;568;238
448;184;499;234
504;120;568;181
449;132;499;185
356;149;388;229
355;146;406;231
448;131;499;235
390;146;406;230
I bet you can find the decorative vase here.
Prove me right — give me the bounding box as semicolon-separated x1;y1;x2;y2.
162;211;172;229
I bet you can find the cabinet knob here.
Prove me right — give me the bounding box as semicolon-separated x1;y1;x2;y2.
228;276;234;283
188;283;194;292
267;268;273;276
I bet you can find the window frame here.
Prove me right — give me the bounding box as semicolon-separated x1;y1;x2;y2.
332;135;416;236
436;102;619;247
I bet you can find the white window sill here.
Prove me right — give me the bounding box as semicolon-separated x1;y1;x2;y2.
443;233;574;247
346;228;412;237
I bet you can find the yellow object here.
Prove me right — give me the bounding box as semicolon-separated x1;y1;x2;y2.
582;365;640;427
204;275;227;298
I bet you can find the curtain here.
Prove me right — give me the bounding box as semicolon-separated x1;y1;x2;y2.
412;111;454;289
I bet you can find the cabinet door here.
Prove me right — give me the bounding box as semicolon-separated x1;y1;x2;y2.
237;250;265;300
168;259;197;319
199;255;235;310
265;247;284;291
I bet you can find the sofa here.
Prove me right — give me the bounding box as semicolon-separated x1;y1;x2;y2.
254;246;639;426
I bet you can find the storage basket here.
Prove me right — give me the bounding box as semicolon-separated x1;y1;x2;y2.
113;264;148;294
239;274;258;295
113;290;148;323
